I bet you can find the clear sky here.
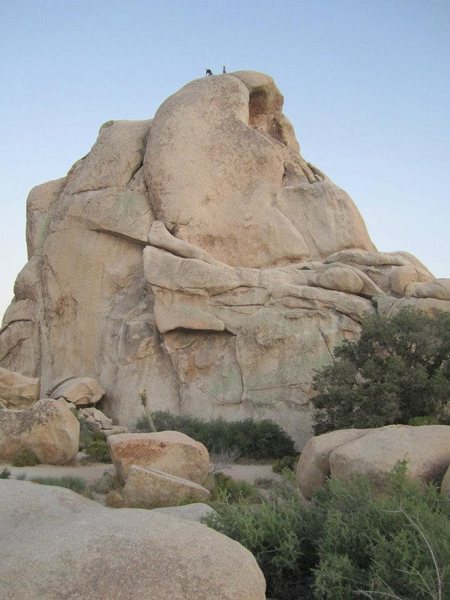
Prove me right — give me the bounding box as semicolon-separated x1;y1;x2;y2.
1;0;449;319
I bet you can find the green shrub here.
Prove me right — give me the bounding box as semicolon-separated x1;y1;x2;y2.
206;476;319;599
207;466;450;600
272;454;300;474
312;309;450;434
210;472;261;503
12;450;40;466
312;465;450;599
409;415;441;426
91;470;121;494
0;467;11;479
85;434;111;462
137;412;295;459
30;476;89;496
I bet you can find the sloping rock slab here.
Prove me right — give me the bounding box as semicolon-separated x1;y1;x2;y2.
108;431;210;483
150;502;217;523
122;465;211;508
50;377;105;407
0;480;265;600
0;367;40;409
0;399;79;465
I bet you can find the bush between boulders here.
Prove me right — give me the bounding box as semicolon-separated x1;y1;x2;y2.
136;412;295;459
12;450;40;467
207;464;450;600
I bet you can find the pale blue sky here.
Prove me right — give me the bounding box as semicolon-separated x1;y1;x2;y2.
1;0;449;318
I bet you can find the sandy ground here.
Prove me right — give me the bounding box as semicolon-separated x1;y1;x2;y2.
0;459;280;485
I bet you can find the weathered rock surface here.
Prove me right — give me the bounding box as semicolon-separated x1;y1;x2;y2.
0;398;79;464
0;367;40;409
297;425;450;496
78;406;113;431
330;425;450;485
122;465;211;508
2;70;449;448
108;431;210;483
296;428;369;499
151;502;218;522
0;479;266;600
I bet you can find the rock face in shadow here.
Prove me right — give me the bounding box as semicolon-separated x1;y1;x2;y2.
1;71;449;448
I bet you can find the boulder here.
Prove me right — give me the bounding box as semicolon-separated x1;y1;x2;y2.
122;465;211;508
79;406;113;430
151;502;218;523
103;425;128;437
0;480;266;600
0;399;79;465
108;431;210;483
329;425;450;486
411;279;450;301
50;377;105;407
296;428;370;499
0;367;40;409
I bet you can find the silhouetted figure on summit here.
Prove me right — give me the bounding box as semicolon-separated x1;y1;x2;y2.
205;69;213;76
222;66;227;74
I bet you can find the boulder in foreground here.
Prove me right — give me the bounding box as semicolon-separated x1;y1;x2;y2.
108;430;210;483
0;480;266;600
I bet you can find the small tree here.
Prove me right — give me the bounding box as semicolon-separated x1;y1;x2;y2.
312;308;450;434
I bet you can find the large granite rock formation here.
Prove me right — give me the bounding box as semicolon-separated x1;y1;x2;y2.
1;71;449;447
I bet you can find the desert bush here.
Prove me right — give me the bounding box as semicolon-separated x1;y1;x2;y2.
272;454;300;474
409;415;441;426
207;465;450;600
312;464;450;599
85;432;111;463
209;447;241;474
12;449;40;466
206;475;319;599
91;470;121;494
105;489;124;508
209;472;261;503
0;467;11;479
312;308;450;434
137;412;295;459
30;475;90;496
